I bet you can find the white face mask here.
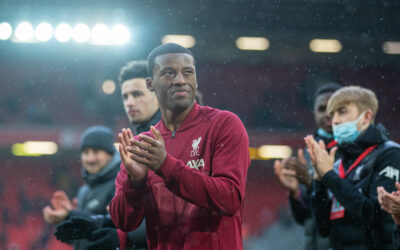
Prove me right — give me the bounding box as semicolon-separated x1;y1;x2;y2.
332;112;365;145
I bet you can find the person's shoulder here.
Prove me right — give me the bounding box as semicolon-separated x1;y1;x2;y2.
198;105;241;123
77;184;90;197
198;106;246;135
376;140;400;158
375;140;400;171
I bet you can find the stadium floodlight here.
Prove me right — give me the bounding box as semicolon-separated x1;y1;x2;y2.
72;23;90;43
102;80;116;94
15;22;34;42
91;23;110;45
382;41;400;55
0;22;12;40
35;22;53;42
309;39;342;53
110;24;130;45
236;37;269;51
54;23;73;42
257;145;292;159
162;35;196;48
12;141;58;156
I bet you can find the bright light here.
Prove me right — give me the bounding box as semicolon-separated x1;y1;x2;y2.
382;41;400;55
35;22;53;42
257;145;292;159
162;35;196;48
102;80;116;94
110;24;130;45
0;22;12;40
12;141;58;156
72;23;90;43
236;37;269;51
91;23;110;45
55;23;73;42
309;39;342;53
15;22;34;42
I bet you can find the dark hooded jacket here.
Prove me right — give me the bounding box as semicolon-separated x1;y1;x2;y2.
312;124;400;250
289;129;336;250
69;151;121;250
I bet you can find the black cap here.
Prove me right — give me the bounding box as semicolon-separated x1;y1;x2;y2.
79;126;115;155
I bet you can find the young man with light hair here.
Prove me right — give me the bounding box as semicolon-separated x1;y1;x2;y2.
305;86;400;249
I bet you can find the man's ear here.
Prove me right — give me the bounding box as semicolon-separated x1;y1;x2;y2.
364;109;373;123
146;78;154;92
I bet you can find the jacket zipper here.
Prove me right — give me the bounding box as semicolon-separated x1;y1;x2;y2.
170;130;177;249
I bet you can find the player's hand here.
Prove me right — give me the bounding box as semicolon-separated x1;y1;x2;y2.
274;159;300;198
43;205;68;225
118;128;148;182
378;183;400;225
305;135;337;178
128;126;167;172
43;191;75;225
285;149;312;187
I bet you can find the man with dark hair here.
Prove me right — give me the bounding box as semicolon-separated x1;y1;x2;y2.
146;43;194;80
119;61;160;134
52;61;161;250
110;43;250;250
43;126;121;250
274;82;341;250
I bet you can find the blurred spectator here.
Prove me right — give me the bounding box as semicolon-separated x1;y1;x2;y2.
51;61;160;250
43;125;120;250
274;83;341;250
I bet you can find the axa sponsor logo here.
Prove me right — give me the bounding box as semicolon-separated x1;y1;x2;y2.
191;137;202;157
187;158;205;171
379;165;399;181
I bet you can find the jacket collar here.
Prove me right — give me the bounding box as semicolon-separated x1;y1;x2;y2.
82;151;120;187
159;102;200;136
339;123;388;167
135;109;161;135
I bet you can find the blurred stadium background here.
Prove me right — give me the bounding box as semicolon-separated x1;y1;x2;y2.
0;0;399;249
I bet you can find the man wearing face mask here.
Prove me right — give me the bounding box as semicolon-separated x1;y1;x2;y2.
304;86;400;249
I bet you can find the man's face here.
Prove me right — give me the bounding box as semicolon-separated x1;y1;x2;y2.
121;78;159;124
331;102;367;130
148;53;197;112
81;148;112;174
314;92;333;133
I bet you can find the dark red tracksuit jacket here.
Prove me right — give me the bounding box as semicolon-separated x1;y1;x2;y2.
110;104;250;250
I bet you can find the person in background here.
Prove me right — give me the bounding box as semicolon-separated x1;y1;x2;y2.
53;61;161;250
43;125;121;250
305;85;400;249
274;82;341;250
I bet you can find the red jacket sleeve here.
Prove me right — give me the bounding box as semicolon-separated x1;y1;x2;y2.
117;229;128;250
109;164;146;232
156;113;250;216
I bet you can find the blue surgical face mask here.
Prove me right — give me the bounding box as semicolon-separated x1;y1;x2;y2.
333;112;365;145
317;128;333;139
